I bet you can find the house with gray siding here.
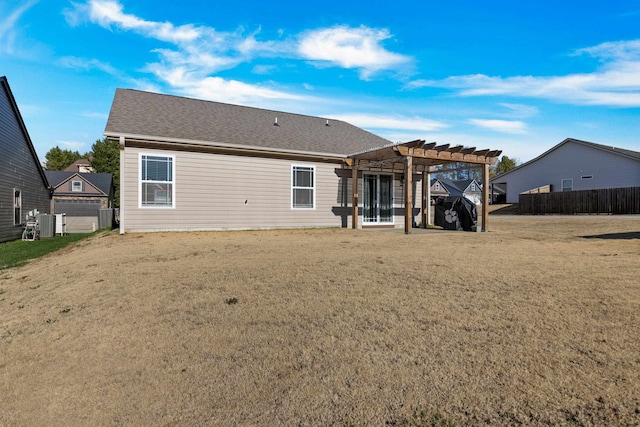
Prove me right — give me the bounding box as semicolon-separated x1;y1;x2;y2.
45;171;114;232
105;89;427;233
429;178;450;202
0;76;51;243
490;138;640;204
106;90;503;233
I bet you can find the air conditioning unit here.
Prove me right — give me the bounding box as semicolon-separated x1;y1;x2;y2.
37;214;55;238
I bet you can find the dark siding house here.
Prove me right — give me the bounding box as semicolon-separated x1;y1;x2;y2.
0;76;51;243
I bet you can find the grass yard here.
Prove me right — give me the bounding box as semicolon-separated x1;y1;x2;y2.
1;216;639;426
0;232;96;271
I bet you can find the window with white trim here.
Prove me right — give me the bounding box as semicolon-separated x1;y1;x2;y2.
470;183;476;191
434;183;440;191
291;165;315;209
14;189;21;225
561;179;573;192
140;154;175;208
71;180;83;192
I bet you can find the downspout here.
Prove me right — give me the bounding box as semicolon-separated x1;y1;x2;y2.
119;136;125;235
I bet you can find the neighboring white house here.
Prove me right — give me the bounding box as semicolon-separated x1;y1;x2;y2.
490;138;640;204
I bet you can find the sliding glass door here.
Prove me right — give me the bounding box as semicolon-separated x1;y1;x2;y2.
363;174;393;224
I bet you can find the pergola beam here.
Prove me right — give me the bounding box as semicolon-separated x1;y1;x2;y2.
393;145;501;165
358;156;405;169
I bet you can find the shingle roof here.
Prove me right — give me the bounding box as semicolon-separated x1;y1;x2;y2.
440;179;478;195
582;139;640;161
44;171;113;195
104;89;392;156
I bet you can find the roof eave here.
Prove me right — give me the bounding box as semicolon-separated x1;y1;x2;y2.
104;131;349;162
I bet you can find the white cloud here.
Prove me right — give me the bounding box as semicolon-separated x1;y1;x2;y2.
69;0;414;107
499;103;538;118
251;64;277;75
60;140;88;151
72;0;256;73
575;39;640;62
329;113;448;132
298;26;411;79
468;119;527;134
80;111;109;119
58;56;117;74
0;0;39;54
146;65;303;105
406;39;640;107
181;77;303;105
83;0;203;43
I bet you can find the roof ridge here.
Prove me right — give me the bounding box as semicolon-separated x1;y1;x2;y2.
117;88;347;123
572;138;640;159
107;89;392;155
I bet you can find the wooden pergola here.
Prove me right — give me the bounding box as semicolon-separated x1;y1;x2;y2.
346;140;502;234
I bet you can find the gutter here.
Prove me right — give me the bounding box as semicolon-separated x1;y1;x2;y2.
105;132;347;163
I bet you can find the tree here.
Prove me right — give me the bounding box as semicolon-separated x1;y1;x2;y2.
492;155;519;178
434;162;482;182
43;146;83;171
90;137;120;207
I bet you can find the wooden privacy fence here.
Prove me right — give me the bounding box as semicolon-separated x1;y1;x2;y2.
519;186;640;215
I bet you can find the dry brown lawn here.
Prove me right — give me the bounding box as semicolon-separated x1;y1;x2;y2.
1;216;639;426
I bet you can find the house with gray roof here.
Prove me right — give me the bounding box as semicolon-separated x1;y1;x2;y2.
105;89;401;233
105;89;502;233
440;179;483;205
490;138;640;204
45;170;114;232
429;178;450;201
0;76;51;243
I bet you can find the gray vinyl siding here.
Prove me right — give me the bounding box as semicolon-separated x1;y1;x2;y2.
122;147;349;231
122;147;420;232
497;141;640;203
0;80;51;243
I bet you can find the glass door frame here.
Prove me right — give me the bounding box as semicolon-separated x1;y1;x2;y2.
362;173;394;225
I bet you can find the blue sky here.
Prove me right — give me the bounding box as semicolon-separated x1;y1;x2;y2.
2;0;640;163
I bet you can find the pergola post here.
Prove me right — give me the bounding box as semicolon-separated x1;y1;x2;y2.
425;170;432;227
404;155;413;234
482;163;490;232
351;164;358;229
421;171;427;228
